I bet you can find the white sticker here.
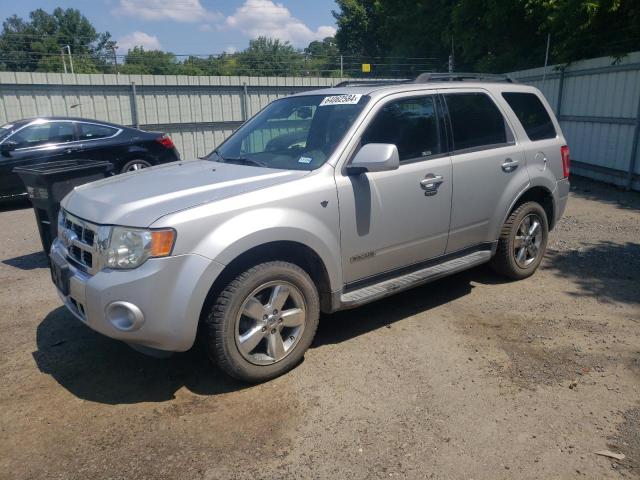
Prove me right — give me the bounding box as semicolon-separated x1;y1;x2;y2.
319;94;363;106
298;156;313;164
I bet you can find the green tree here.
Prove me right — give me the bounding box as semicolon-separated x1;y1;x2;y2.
235;37;304;76
0;7;114;73
120;47;180;75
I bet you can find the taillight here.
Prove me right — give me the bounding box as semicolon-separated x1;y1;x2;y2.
561;145;570;178
156;134;174;149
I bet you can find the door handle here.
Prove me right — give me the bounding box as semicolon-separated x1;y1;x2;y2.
501;158;519;172
420;174;444;191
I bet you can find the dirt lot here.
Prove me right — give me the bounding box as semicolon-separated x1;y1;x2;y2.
0;176;638;480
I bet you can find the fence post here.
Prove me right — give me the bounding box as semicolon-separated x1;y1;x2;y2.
627;93;640;190
556;66;565;116
241;82;249;121
130;81;139;129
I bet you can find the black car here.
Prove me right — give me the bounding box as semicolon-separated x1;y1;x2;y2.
0;117;180;198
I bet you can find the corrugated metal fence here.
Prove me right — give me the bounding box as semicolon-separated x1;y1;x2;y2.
0;72;345;160
1;53;639;190
509;51;640;190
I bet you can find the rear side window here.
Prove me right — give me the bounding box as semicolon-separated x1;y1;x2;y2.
79;123;117;140
502;92;556;141
362;96;441;162
445;93;509;151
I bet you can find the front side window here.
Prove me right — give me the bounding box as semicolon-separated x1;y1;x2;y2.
209;94;370;170
445;93;510;151
79;123;117;140
502;92;556;141
10;121;75;149
362;96;441;162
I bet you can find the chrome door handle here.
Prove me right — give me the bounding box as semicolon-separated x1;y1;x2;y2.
501;158;519;172
420;174;444;191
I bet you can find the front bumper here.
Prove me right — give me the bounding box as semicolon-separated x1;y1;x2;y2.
51;239;224;352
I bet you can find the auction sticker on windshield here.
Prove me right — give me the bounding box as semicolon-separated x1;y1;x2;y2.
319;94;363;106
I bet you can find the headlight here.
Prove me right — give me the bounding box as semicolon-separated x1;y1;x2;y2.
105;227;176;269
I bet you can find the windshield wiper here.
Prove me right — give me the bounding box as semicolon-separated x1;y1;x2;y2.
221;157;267;168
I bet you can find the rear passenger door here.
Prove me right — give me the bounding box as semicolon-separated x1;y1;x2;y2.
74;122;122;163
442;89;529;253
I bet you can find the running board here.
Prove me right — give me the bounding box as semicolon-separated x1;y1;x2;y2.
339;250;492;309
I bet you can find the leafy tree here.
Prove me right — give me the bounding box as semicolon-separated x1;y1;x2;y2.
120;47;179;75
235;37;304;76
0;7;114;73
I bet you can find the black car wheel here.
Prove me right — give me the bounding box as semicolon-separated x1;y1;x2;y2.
121;159;152;173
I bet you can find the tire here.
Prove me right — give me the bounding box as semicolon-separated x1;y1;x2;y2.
120;159;152;173
491;201;549;280
204;261;320;382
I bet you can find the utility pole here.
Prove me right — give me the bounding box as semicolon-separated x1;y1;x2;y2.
541;34;551;91
111;46;119;74
448;36;455;73
60;47;67;73
340;55;343;77
63;45;74;74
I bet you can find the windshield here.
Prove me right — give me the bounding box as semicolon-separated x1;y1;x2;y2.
0;123;17;142
207;94;370;170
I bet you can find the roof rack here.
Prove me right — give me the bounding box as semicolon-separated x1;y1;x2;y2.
414;72;516;83
333;79;410;88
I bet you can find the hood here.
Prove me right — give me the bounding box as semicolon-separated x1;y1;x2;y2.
62;160;308;227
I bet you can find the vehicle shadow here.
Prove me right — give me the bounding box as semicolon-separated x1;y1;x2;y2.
33;307;247;405
544;241;640;305
2;251;48;270
34;269;481;405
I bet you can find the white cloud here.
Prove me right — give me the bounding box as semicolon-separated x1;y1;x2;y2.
115;0;222;22
117;31;162;52
225;45;238;54
198;24;214;32
224;0;336;47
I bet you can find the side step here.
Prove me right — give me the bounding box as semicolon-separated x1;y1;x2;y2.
339;250;491;309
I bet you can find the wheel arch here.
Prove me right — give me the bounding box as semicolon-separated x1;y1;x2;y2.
199;240;334;325
504;185;556;232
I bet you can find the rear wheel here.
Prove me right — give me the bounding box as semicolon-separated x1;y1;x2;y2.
121;159;151;173
491;201;548;279
204;261;320;382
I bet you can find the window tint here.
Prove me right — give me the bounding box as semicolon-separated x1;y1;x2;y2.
10;122;75;148
502;92;556;141
362;96;441;161
79;123;117;140
445;93;509;151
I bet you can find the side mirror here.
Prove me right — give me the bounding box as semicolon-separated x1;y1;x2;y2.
0;141;17;154
347;143;399;175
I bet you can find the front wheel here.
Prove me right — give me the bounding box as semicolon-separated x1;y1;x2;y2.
204;261;320;382
491;201;549;279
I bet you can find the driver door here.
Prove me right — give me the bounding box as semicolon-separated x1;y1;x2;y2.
0;121;78;196
335;93;453;285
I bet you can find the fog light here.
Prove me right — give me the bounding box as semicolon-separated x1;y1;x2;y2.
105;301;144;331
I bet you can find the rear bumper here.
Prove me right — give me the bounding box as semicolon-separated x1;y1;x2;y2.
51;239;224;351
555;178;570;225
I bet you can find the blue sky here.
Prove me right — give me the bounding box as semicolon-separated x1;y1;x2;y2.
5;0;338;54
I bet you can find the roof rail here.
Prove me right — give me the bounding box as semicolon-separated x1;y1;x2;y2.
414;72;516;83
333;79;410;88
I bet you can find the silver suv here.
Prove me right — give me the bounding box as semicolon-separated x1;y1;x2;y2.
50;76;570;382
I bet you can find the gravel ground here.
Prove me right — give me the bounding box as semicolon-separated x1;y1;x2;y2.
0;176;638;480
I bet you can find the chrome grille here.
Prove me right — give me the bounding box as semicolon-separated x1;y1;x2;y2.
59;211;100;274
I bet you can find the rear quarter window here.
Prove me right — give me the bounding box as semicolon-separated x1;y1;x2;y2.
502;92;556;141
79;123;118;140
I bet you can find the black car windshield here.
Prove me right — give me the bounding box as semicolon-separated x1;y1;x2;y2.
207;94;370;170
0;122;19;142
